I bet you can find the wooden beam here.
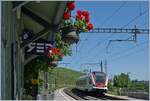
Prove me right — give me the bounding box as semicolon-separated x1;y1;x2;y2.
12;1;30;11
24;55;38;65
52;1;67;25
22;7;51;28
20;3;64;48
49;2;67;41
20;28;49;48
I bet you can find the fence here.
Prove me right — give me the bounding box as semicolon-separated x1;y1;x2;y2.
119;89;149;100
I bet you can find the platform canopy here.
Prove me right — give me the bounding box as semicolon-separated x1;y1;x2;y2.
12;1;67;64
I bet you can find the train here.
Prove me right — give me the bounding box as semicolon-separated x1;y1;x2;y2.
76;71;108;94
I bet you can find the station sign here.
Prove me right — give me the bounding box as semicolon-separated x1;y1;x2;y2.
22;29;55;55
25;39;54;55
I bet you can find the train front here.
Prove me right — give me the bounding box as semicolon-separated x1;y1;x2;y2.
91;71;108;93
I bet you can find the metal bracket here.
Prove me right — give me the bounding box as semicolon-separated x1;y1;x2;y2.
106;34;137;53
106;26;140;53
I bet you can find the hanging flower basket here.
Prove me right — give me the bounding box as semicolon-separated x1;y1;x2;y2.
46;47;62;68
61;25;79;44
48;61;58;67
61;1;93;44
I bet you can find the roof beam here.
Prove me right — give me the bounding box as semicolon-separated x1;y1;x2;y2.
22;7;51;28
20;29;49;48
20;25;59;48
12;1;30;11
24;55;38;65
21;6;60;48
52;1;67;25
48;1;67;41
21;2;66;49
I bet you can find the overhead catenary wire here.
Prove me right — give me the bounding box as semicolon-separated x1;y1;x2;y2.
139;1;142;15
101;1;128;27
70;2;148;65
121;8;149;28
108;40;148;58
110;8;149;43
90;33;148;62
78;1;139;62
75;1;128;60
106;7;149;48
110;45;148;62
86;28;148;62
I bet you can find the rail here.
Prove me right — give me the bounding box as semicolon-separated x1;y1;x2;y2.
63;88;129;100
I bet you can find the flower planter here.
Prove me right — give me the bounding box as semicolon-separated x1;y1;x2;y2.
61;26;79;44
49;61;58;67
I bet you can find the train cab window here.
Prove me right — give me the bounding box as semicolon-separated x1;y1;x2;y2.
95;72;106;83
96;76;105;83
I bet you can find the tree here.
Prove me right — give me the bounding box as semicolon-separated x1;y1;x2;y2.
113;73;132;88
108;80;114;91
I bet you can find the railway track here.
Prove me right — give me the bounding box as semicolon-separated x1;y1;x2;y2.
64;88;129;100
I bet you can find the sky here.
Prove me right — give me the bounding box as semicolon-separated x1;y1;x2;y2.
58;1;149;81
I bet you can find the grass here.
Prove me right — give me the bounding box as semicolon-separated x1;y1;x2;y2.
38;67;82;93
50;67;82;89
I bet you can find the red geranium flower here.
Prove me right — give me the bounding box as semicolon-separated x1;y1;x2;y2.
49;53;54;58
52;48;60;54
58;53;63;58
76;14;83;20
63;11;70;20
87;23;93;30
85;16;90;23
82;11;89;17
67;2;75;10
77;10;82;16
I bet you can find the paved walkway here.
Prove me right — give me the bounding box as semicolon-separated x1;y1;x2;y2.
105;93;140;100
54;88;75;100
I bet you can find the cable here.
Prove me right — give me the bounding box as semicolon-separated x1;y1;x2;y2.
140;22;148;28
110;45;148;62
77;1;128;57
72;3;148;64
80;1;131;61
139;1;142;15
88;33;148;62
117;8;149;43
101;1;127;27
121;8;149;28
108;40;148;58
105;7;149;55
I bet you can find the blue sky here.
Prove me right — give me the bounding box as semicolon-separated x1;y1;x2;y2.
59;1;149;81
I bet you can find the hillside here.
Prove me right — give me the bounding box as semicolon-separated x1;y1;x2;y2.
48;67;82;89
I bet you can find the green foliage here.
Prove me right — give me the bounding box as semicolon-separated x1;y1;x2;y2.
48;67;82;89
24;56;48;97
113;73;131;88
74;19;88;32
108;80;114;91
55;33;72;56
23;94;34;100
108;73;149;95
131;80;149;92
